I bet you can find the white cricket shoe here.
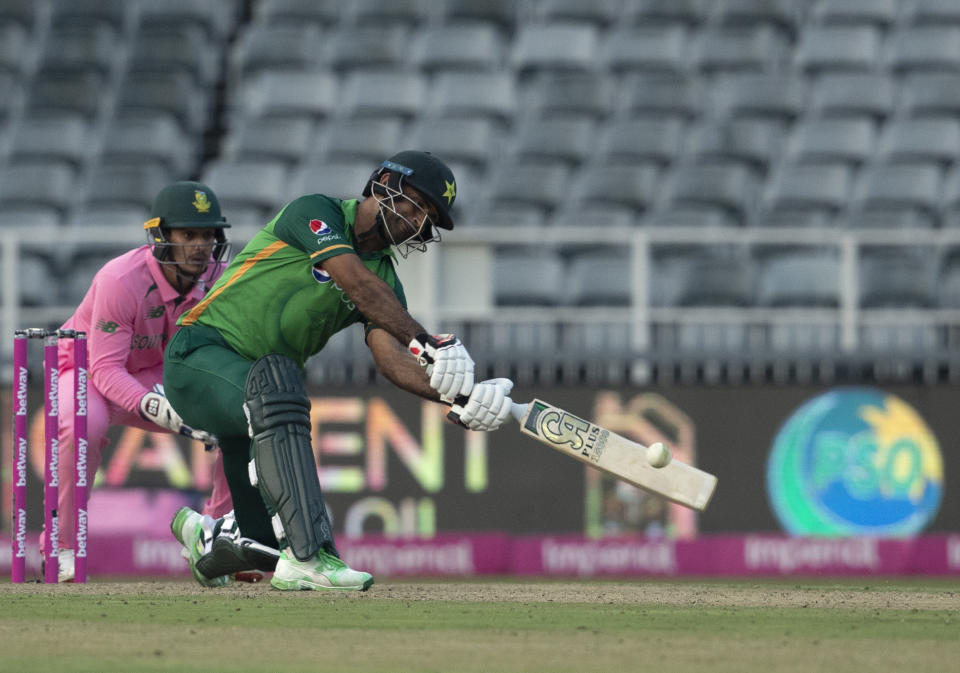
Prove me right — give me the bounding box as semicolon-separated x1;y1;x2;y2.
170;506;231;588
270;549;373;592
58;549;75;583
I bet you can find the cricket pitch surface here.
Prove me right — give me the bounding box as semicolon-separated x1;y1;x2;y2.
2;579;957;672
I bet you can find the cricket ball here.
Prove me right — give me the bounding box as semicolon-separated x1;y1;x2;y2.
646;442;672;468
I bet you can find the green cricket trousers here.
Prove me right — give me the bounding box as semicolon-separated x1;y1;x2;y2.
163;323;276;547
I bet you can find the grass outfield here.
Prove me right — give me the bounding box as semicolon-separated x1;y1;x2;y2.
1;578;958;673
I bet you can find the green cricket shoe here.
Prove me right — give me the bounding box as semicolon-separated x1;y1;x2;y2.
170;506;231;588
270;548;374;592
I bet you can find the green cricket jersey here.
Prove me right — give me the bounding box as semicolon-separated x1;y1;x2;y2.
179;194;406;367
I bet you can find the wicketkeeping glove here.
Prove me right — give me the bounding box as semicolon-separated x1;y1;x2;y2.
140;384;219;449
447;378;514;432
409;333;475;402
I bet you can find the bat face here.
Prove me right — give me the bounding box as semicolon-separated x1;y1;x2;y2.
517;399;717;511
522;400;610;465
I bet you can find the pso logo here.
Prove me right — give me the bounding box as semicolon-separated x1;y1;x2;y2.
766;388;943;536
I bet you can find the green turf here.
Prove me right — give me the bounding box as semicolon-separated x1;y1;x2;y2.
1;580;957;673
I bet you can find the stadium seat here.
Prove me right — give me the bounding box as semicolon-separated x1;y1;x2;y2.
809;73;895;121
285;161;374;202
629;0;709;27
69;204;151;230
128;25;219;86
941;166;960;220
795;26;882;73
938;253;960;307
137;0;236;41
221;117;314;165
202;160;289;214
844;209;936;229
459;202;545;229
9;114;93;168
84;163;171;210
787;118;876;167
231;24;323;80
511;23;599;75
510;117;595;166
28;70;104;120
340;71;427;120
527;72;616;120
350;0;429;25
714;0;803;36
665;161;761;223
255;0;341;26
493;247;565;306
602;26;690;75
859;246;938;308
440;0;518;31
100;114;195;175
763;163;854;216
487;162;570;213
50;0;129;30
905;0;960;26
858;325;941;352
0;0;43;30
116;72;208;134
685;118;785;172
599;117;685;167
0;22;28;77
754;247;841;307
878;117;960;167
0;162;75;216
38;24;118;77
18;253;59;307
651;245;753;307
408;117;499;170
711;73;805;122
428;72;517;123
567;248;632;306
625;74;704;120
538;0;621;27
753;210;833;228
696;25;790;73
852;163;942;224
0;209;63;230
887;27;960;74
237;70;338;121
811;0;898;29
326;26;410;73
412;24;505;73
900;73;960;117
317;118;404;163
576;163;662;213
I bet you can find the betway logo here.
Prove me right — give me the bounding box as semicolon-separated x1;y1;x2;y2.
744;537;880;572
48;439;58;487
76;437;88;487
76;367;87;417
14;508;27;558
76;509;88;559
15;438;27;487
48;367;59;417
16;366;28;415
49;514;58;554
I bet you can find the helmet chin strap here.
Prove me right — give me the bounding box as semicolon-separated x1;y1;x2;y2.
356;210;389;249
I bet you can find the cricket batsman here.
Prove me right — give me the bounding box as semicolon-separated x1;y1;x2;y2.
164;151;514;590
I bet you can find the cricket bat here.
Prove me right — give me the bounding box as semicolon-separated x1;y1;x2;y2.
511;399;718;511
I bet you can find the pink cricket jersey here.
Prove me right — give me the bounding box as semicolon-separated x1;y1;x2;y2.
59;245;219;414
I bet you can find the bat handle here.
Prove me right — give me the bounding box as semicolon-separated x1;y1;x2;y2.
510;401;529;423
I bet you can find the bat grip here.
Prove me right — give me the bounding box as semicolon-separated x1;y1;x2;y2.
510;401;528;423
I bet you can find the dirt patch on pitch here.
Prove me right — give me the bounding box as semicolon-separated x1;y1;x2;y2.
3;580;957;611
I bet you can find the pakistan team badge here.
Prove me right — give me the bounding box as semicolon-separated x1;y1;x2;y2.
766;388;943;536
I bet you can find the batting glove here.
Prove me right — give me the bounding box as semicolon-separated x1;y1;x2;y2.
409;333;475;402
448;378;514;432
